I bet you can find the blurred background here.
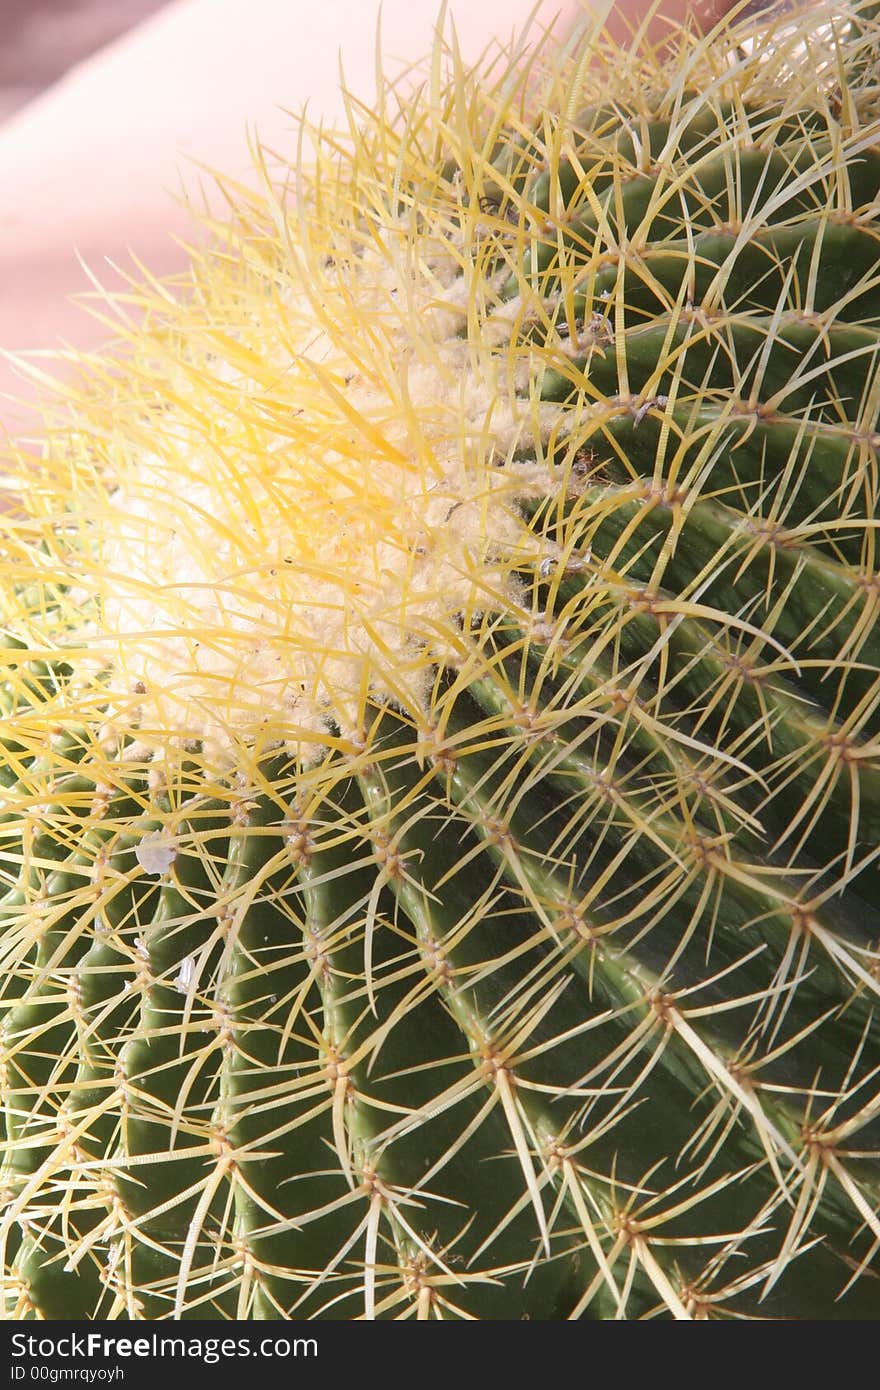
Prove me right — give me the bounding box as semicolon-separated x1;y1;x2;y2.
0;1;176;125
0;1;171;125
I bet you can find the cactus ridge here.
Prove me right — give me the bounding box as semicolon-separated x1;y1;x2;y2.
1;1;880;1319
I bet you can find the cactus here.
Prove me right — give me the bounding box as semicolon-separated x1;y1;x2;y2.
1;0;880;1320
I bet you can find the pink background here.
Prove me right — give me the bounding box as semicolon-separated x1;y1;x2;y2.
0;2;170;123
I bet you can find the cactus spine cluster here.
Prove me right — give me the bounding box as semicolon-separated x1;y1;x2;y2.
1;0;880;1320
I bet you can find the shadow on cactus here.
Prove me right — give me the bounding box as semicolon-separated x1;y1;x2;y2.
1;0;880;1320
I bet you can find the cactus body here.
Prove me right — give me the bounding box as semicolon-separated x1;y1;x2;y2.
1;2;880;1319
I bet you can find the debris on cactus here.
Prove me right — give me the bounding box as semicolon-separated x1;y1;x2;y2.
1;0;880;1320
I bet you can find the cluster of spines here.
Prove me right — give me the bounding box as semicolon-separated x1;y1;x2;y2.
0;1;879;1319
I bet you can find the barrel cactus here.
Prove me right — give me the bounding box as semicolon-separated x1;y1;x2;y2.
1;0;879;1320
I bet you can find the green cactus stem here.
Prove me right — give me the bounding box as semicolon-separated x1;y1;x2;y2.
0;0;879;1319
